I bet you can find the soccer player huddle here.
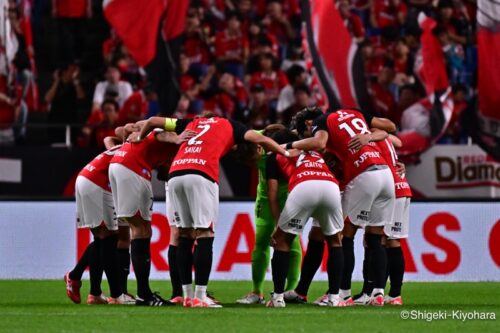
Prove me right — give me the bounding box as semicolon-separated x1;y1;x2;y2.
64;106;411;309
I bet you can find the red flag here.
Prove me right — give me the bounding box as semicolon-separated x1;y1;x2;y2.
415;14;449;95
103;0;166;67
302;0;371;111
467;0;500;159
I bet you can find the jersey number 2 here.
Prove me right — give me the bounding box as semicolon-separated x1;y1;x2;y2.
187;125;211;145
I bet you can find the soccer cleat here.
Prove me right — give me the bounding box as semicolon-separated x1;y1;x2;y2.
192;297;223;308
384;295;403;305
64;272;82;304
353;293;372;305
236;293;265;305
342;296;355;306
266;293;286;308
87;294;109;305
135;292;174;306
107;293;135;305
169;296;184;305
368;293;385;306
313;294;329;306
327;294;347;307
183;296;193;307
206;291;221;305
123;293;136;304
283;290;307;304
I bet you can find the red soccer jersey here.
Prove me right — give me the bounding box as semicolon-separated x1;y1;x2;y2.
376;139;412;198
169;117;248;182
275;151;338;192
313;109;387;183
110;131;179;181
78;145;122;191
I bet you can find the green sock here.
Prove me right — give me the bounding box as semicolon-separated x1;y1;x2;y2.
286;236;302;291
251;219;274;295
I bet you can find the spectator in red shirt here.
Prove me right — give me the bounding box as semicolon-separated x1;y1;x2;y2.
338;0;366;41
79;99;120;148
369;64;398;121
117;91;148;125
248;20;279;57
262;0;296;57
249;53;288;106
214;11;249;80
183;11;212;75
370;0;407;30
203;72;248;118
52;0;92;64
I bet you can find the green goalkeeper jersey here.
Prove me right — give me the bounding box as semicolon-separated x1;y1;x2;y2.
255;150;288;210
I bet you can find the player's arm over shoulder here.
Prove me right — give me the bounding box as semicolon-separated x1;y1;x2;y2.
234;120;289;156
290;114;329;151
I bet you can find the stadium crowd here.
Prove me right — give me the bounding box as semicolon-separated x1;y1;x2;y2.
0;0;477;148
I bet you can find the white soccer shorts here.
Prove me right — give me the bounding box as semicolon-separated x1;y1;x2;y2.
278;180;343;236
165;182;177;227
384;197;411;239
168;174;219;230
75;176;117;230
342;166;395;228
109;163;153;221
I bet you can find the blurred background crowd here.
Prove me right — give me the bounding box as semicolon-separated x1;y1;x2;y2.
0;0;477;148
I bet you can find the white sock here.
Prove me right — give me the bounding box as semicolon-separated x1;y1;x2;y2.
182;284;193;299
194;285;207;300
372;288;384;296
273;293;284;301
339;289;351;299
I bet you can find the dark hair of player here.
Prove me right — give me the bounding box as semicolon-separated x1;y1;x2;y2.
290;106;323;138
270;128;299;145
262;123;286;137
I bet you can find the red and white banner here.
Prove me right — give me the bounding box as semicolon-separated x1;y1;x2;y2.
1;201;499;281
406;145;500;198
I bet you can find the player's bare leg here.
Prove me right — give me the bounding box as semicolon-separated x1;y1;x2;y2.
339;219;358;305
385;238;404;305
365;225;387;306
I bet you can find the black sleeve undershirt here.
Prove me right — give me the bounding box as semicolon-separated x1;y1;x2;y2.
174;119;193;134
266;154;280;181
229;119;249;144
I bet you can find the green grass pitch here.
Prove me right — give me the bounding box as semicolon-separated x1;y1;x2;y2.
0;280;498;333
